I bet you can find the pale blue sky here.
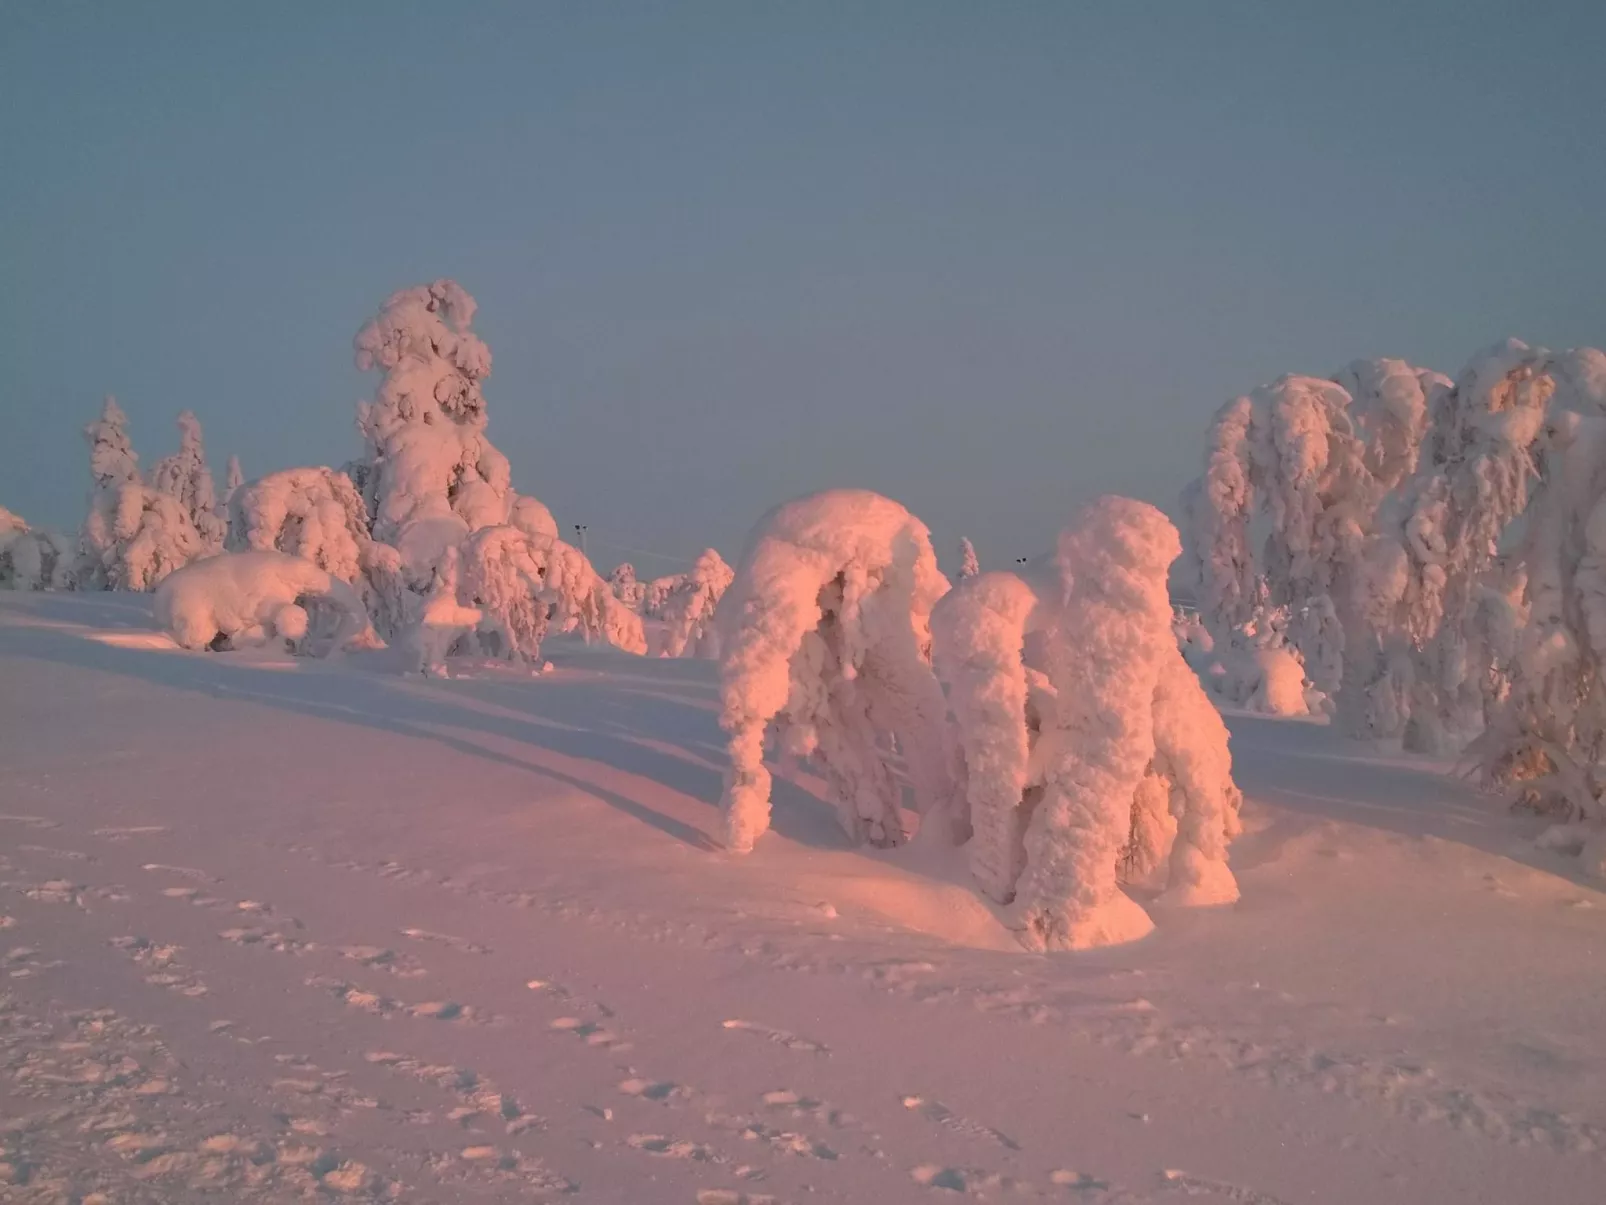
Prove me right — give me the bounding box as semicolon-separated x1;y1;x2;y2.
3;1;1603;572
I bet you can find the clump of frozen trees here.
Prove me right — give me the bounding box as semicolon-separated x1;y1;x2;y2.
933;498;1241;950
65;280;649;667
714;489;1243;947
1183;338;1606;874
78;397;211;591
0;506;74;591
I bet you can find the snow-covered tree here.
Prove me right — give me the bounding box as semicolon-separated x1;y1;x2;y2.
1183;362;1451;716
352;280;514;577
1464;403;1606;861
933;497;1241;949
156;550;368;656
455;525;549;663
0;507;74;591
715;489;962;854
542;540;648;653
958;537;980;579
151;411;226;554
642;573;683;618
657;548;734;658
224;455;244;503
227;465;411;642
408;546;485;676
608;562;646;612
1346;341;1606;749
78;397;204;591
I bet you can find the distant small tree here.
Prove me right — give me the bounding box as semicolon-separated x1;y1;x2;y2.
958;537;980;579
151;411;226;554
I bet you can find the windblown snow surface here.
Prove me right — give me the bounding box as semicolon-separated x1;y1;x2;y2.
1;593;1603;1205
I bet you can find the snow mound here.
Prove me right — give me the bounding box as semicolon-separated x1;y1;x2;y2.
155;550;368;656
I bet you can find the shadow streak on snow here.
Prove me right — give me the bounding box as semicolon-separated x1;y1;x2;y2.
0;613;848;855
1225;713;1600;889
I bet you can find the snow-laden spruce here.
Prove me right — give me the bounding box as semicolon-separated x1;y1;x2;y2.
156;550;368;656
933;497;1241;950
78;397;204;591
352;279;514;576
0;506;74;591
715;489;961;854
656;548;734;658
150;410;226;555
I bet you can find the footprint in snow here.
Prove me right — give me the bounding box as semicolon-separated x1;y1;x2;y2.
1160;1169;1293;1205
401;926;491;955
902;1095;1020;1150
910;1164;1021;1193
721;1019;828;1055
549;1016;631;1050
627;1133;719;1161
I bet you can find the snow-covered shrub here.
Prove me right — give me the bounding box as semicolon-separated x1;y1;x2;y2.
958;537;980;579
933;497;1241;950
156;550;367;656
351;280;514;576
78;397;204;591
657;548;734;658
150;411;226;554
715;489;961;854
608;562;646;612
0;507;74;591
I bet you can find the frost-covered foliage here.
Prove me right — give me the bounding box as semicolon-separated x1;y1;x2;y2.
509;495;559;551
958;537;980;579
1347;341;1606;750
715;490;960;854
933;498;1240;950
608;562;646;612
226;466;411;642
78;397;204;592
150;411;226;554
0;507;74;591
352;280;513;575
542;540;648;654
657;548;734;658
156;550;368;656
1467;408;1606;823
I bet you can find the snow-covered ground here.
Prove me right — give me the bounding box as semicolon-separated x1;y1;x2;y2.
1;594;1603;1205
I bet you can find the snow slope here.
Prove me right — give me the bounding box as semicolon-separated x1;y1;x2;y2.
1;593;1603;1204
